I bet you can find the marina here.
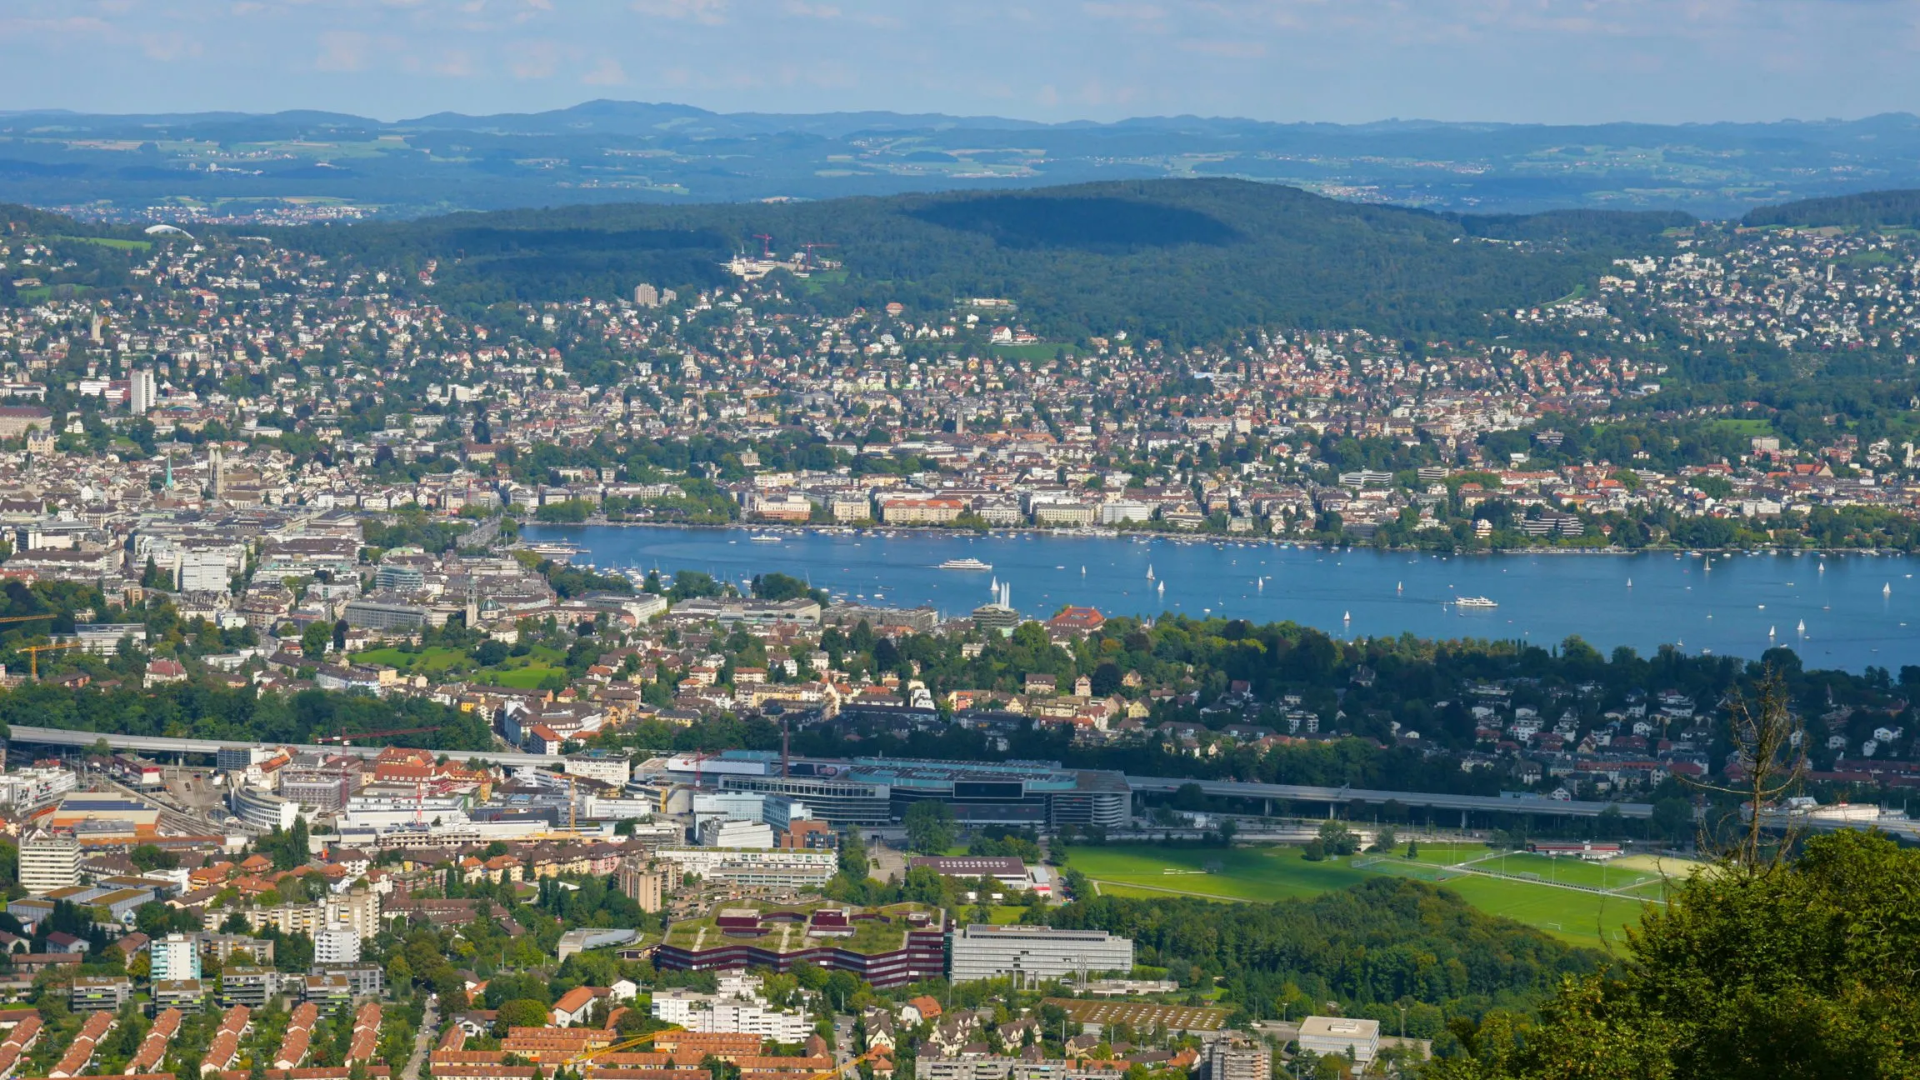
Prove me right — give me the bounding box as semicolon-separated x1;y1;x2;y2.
524;525;1919;672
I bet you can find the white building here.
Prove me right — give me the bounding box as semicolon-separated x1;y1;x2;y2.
651;974;812;1043
151;932;202;982
0;768;78;808
1297;1017;1380;1068
948;924;1134;985
564;754;632;787
697;819;774;849
19;831;82;894
131;369;156;416
314;928;361;964
657;848;835;889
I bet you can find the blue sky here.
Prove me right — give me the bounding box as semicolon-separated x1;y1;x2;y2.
2;0;1915;124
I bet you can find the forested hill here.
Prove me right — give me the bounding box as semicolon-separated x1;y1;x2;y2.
273;179;1691;346
1742;187;1920;229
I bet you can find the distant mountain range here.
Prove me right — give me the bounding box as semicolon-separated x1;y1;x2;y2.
9;101;1920;220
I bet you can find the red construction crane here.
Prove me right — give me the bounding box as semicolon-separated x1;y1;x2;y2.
802;242;837;269
752;233;775;258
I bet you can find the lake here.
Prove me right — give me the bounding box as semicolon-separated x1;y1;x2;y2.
521;525;1919;672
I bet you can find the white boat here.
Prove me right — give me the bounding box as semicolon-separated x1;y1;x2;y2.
1156;581;1165;595
1626;577;1632;588
1798;619;1807;633
1456;596;1498;609
938;558;993;571
749;534;782;543
1146;564;1156;581
1342;610;1351;621
1885;583;1893;596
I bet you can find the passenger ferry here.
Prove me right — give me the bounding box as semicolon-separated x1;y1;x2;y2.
938;557;994;571
1455;596;1499;609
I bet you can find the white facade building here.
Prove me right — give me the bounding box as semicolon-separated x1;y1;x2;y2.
657;848;836;889
152;933;202;981
948;924;1134;985
20;832;82;894
315;928;362;964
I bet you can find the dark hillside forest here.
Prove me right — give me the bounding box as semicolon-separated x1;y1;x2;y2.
1742;187;1920;228
265;179;1691;345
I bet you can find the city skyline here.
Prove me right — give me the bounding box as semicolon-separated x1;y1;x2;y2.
2;0;1919;126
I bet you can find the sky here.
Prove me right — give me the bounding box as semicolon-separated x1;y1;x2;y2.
3;0;1919;125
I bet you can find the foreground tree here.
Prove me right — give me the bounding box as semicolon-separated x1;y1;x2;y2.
1432;829;1920;1079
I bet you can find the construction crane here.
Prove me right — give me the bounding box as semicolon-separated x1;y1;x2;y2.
0;613;54;626
21;641;84;679
801;242;837;270
752;233;775;259
561;1028;679;1076
801;1049;889;1080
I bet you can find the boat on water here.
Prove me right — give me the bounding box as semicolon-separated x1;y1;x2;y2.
938;557;994;571
1455;596;1499;609
749;534;782;543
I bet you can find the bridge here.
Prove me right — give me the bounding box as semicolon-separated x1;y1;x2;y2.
2;725;563;769
4;725;1657;821
1124;775;1655;820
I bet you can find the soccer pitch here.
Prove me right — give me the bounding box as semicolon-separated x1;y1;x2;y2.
1065;842;1671;948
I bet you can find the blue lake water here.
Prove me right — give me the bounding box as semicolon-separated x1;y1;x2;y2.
522;525;1920;672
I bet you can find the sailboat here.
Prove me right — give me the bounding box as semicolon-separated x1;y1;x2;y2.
1626;577;1632;588
1257;578;1264;592
1885;583;1894;596
1342;610;1352;623
1769;626;1776;639
1146;564;1155;581
1797;619;1807;634
1396;581;1403;593
1156;580;1165;597
1080;565;1086;576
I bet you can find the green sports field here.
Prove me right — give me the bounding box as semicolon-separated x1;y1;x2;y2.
1065;843;1681;948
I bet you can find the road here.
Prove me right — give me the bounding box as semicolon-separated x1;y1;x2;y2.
1125;774;1656;820
401;996;439;1080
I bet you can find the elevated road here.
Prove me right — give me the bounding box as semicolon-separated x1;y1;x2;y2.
1124;774;1655;819
6;725;1654;819
3;725;562;769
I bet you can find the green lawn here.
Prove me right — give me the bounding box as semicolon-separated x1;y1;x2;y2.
484;665;565;689
1066;843;1656;948
353;646;470;673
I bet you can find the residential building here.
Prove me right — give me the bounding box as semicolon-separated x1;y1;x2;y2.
948;925;1134;985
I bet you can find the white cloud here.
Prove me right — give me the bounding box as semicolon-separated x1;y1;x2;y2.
581;56;628;85
631;0;728;24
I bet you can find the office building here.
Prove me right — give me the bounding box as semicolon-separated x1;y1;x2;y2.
656;848;836;889
667;750;1130;830
20;832;82;894
948;924;1134;985
152;933;202;982
1297;1017;1380;1068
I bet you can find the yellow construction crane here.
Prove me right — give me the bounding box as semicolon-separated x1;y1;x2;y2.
562;1028;679;1076
801;1049;889;1080
0;614;54;625
21;641;84;679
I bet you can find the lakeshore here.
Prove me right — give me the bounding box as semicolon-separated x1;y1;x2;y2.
523;524;1919;672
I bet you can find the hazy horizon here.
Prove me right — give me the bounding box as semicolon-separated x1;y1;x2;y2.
3;0;1916;127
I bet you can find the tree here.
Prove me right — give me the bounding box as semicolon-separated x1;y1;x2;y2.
1432;830;1920;1080
1317;819;1360;857
903;800;957;855
301;621;331;661
837;827;869;880
495;998;553;1033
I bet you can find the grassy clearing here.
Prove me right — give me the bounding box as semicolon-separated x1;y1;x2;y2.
1706;417;1775;437
1067;843;1654;948
353;646;470;673
484;665;565;689
54;235;152;251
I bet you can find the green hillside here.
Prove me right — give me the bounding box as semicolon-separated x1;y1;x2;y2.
268;179;1690;345
1742;187;1920;229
